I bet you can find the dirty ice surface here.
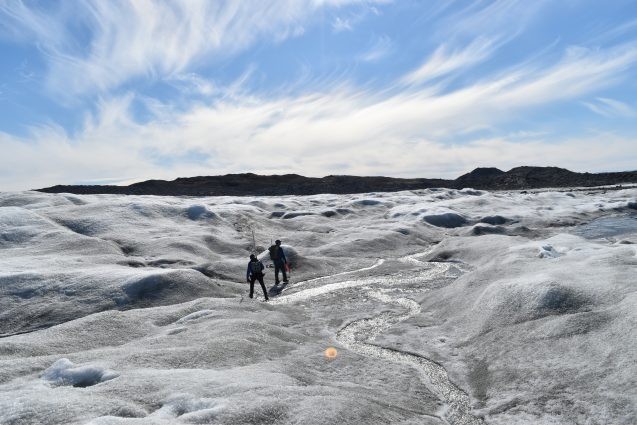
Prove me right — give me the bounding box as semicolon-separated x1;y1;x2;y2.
0;187;636;424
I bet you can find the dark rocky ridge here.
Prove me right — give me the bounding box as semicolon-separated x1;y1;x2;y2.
37;166;637;196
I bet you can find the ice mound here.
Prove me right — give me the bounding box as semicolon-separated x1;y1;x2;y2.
175;309;215;324
54;216;112;237
282;211;315;219
479;215;508;225
321;208;355;218
459;189;483;196
42;358;118;387
0;207;51;245
351;199;382;206
418;233;625;331
128;201;196;220
256;244;300;267
537;284;588;311
1;192;97;210
118;269;218;307
422;212;468;228
477;280;591;329
470;225;506;236
248;200;269;209
148;394;224;421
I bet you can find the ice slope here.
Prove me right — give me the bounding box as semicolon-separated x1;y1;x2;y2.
0;187;635;424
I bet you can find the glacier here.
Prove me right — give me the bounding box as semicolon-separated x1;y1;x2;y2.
0;187;635;424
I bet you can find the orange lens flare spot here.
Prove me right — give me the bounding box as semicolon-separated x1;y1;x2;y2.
324;347;338;359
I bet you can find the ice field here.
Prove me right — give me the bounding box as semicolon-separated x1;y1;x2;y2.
0;186;636;424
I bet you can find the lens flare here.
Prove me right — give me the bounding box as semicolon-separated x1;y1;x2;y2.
324;347;338;359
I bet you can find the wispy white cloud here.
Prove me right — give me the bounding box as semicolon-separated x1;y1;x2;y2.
441;0;548;39
591;17;637;44
582;97;636;118
495;44;637;106
169;73;217;96
401;37;499;85
331;1;384;33
0;0;382;96
358;35;392;62
332;16;354;32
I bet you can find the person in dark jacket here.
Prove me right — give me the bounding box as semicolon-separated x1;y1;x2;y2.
268;239;288;285
246;254;268;301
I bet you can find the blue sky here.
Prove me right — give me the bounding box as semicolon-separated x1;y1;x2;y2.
1;0;637;190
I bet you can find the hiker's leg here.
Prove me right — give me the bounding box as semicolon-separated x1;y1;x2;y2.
249;277;256;298
258;276;268;300
281;265;288;282
274;263;281;283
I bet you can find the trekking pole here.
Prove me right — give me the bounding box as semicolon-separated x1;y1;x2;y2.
251;229;256;255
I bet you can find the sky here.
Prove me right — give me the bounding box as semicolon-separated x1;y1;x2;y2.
1;0;637;191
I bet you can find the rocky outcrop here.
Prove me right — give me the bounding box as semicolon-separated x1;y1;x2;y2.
37;167;637;196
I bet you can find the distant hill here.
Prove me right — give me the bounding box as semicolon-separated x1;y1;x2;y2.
37;167;637;196
456;166;637;190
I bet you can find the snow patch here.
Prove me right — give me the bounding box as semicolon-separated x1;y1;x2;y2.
42;358;118;387
538;244;560;258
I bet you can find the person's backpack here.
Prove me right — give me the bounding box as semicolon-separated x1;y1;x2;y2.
268;245;279;261
250;260;263;274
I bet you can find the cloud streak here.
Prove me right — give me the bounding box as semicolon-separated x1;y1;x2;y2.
401;37;499;85
358;35;392;62
583;97;636;118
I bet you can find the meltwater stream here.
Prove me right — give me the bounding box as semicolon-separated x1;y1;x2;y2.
336;291;484;425
272;255;484;425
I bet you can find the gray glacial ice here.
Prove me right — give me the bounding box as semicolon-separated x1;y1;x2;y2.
0;187;636;424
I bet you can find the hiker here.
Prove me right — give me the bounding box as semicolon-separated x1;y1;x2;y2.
246;254;269;301
269;239;288;285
